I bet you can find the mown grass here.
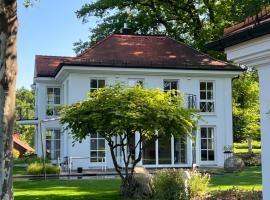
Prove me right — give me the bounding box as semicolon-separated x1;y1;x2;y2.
13;166;262;200
233;141;261;154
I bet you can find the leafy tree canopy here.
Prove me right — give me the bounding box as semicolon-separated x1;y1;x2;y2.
74;0;270;57
232;68;260;142
60;84;198;197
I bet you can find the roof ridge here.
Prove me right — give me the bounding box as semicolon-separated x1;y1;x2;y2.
36;55;75;58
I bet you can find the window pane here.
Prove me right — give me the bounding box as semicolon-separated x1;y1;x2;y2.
46;106;54;116
91;139;97;150
200;82;206;90
98;139;105;151
174;137;186;164
200;92;206;100
208;139;214;149
201;139;207;149
54;95;60;104
98;80;105;88
207;128;214;138
207;102;215;112
201;150;207;161
171;81;178;90
54;88;60;96
200;102;206;112
143;139;156;165
98;151;105;158
208;150;215;161
207;82;213;91
163;81;170;91
207;91;213;100
90;80;97;88
201;128;207;138
158;136;171;164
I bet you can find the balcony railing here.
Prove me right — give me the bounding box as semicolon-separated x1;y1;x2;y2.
16;106;35;121
185;94;197;109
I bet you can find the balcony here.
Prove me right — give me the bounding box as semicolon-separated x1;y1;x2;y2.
185;94;197;109
16;106;38;125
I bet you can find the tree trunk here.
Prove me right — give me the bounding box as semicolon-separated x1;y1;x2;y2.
0;0;18;199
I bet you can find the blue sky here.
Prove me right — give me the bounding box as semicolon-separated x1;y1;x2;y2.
17;0;95;89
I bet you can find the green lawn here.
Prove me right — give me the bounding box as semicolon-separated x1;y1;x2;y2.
14;166;262;200
210;166;262;191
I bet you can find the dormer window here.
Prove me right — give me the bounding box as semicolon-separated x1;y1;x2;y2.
46;87;61;116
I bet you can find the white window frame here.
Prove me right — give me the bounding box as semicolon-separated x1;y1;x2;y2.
163;79;179;93
199;81;215;114
200;126;216;163
46;87;61;117
45;128;61;161
90;133;106;163
90;79;106;93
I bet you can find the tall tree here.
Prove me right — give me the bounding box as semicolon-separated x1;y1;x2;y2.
74;0;270;56
232;68;260;144
61;84;198;198
0;0;18;199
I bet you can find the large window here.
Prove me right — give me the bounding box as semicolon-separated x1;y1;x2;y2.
174;137;187;164
158;135;171;164
90;79;105;93
46;88;60;116
46;129;61;160
128;79;143;87
200;81;214;113
164;80;178;93
142;139;156;165
200;127;215;161
90;133;105;162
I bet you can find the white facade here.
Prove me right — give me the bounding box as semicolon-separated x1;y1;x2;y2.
33;66;239;170
225;33;270;200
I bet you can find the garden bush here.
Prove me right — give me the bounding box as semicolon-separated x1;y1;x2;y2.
153;169;210;200
188;170;210;200
27;162;61;175
153;169;187;200
237;153;261;166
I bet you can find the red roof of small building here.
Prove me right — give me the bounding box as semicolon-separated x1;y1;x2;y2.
35;34;242;77
224;6;270;36
13;133;34;152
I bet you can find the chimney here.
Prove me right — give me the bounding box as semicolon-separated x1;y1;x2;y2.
120;23;132;34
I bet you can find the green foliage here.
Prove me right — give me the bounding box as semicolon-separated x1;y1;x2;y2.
188;170;210;200
61;84;197;197
153;169;187;200
232;69;260;142
74;0;270;57
27;162;61;175
13;149;20;159
15;87;35;147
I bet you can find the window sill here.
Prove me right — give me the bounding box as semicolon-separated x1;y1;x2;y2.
199;112;216;116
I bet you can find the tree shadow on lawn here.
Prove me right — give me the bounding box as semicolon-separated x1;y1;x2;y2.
14;179;122;200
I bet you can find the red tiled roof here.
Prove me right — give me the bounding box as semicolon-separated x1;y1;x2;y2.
35;34;241;77
13;133;34;152
224;6;270;36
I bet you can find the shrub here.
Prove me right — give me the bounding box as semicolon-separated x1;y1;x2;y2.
153;169;187;200
188;170;210;200
24;154;50;164
13;149;20;159
27;162;61;175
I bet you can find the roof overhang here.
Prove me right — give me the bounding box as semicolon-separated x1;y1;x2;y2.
55;65;244;82
206;20;270;51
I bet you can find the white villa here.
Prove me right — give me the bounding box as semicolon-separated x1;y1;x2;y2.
29;33;243;170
